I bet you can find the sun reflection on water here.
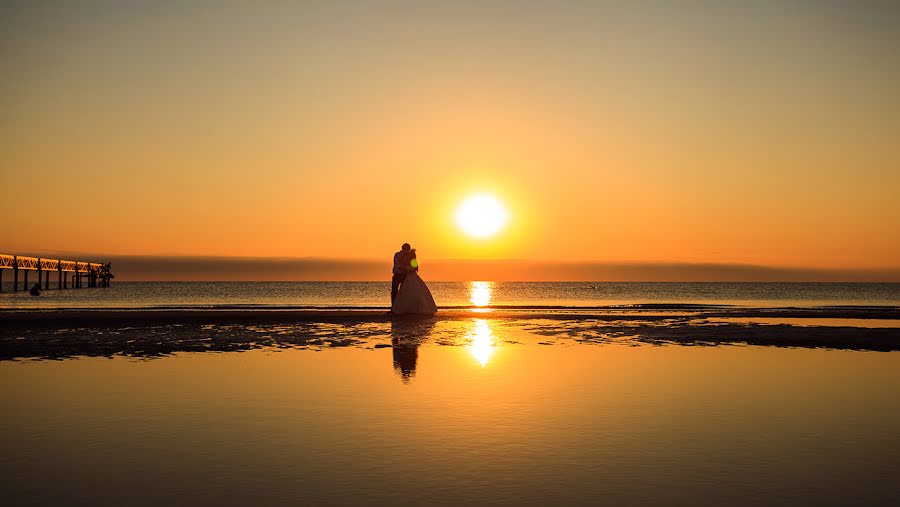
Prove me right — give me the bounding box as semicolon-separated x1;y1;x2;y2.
467;319;496;367
469;281;493;312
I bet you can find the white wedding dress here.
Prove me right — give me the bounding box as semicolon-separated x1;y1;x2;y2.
392;271;438;315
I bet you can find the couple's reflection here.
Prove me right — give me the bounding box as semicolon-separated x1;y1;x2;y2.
390;317;436;384
389;317;499;383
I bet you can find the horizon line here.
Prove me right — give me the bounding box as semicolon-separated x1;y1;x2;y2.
4;253;894;282
6;251;900;272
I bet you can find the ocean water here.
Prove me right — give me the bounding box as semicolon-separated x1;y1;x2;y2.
3;332;899;505
3;283;900;504
1;281;900;309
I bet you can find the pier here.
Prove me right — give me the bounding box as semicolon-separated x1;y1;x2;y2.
0;254;113;292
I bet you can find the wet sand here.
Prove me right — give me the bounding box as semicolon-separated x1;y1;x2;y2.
3;304;899;325
3;309;900;505
2;306;899;360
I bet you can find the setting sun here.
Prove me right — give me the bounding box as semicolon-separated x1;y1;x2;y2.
455;194;509;239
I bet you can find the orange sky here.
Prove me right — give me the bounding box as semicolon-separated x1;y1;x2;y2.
2;1;899;274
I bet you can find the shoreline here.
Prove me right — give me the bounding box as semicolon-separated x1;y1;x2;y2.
2;305;900;326
1;306;899;359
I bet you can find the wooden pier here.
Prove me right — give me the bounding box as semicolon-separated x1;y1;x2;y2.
0;254;113;292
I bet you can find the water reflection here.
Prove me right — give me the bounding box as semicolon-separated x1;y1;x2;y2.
467;319;496;367
389;318;435;384
392;341;418;383
469;281;493;311
4;335;900;506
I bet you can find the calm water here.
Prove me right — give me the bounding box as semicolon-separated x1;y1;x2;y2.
2;281;900;309
2;323;899;506
3;282;899;504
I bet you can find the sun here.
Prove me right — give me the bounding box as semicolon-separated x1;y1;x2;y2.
455;194;508;238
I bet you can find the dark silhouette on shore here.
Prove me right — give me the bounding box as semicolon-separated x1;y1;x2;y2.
1;307;898;361
391;243;413;303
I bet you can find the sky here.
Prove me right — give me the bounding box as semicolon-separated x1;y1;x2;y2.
2;1;899;279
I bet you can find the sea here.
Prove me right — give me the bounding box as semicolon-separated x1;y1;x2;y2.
3;281;900;505
2;281;900;309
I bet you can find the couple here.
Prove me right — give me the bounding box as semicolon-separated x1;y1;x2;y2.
390;243;437;315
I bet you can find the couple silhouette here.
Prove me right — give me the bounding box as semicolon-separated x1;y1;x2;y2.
390;243;437;315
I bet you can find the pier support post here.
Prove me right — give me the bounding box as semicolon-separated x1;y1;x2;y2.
24;269;28;290
37;259;42;291
58;263;63;289
13;256;18;291
74;266;79;288
0;268;3;291
44;270;49;290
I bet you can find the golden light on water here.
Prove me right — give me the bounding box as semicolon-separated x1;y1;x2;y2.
469;281;493;309
455;194;508;238
467;319;496;367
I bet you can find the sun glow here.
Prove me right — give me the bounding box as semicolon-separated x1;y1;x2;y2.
455;194;508;238
467;319;496;367
469;281;493;312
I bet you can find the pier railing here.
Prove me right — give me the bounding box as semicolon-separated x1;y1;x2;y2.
0;254;113;291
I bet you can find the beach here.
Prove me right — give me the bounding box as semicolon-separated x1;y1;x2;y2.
2;310;900;505
2;303;900;361
0;288;900;505
3;285;900;505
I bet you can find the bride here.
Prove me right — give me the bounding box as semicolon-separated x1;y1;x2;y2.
392;249;438;315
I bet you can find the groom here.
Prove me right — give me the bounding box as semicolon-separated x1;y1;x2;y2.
391;243;411;303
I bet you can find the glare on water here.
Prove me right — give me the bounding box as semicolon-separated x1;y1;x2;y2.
469;281;493;310
466;319;496;367
3;281;900;309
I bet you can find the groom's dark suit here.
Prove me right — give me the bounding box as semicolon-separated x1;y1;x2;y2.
391;250;407;303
